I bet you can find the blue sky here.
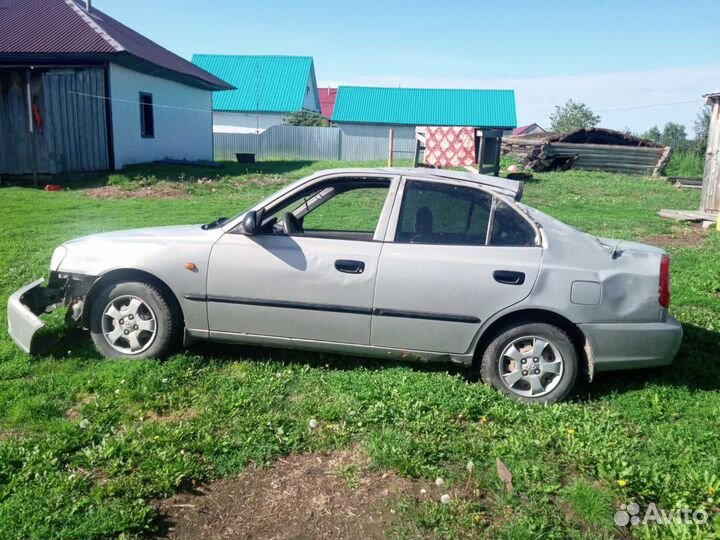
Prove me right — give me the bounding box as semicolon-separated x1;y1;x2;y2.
95;0;720;133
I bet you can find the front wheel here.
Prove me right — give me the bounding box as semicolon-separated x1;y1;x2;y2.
89;281;179;359
479;322;577;403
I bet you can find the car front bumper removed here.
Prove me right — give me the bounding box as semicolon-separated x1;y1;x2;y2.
580;315;683;372
7;278;66;354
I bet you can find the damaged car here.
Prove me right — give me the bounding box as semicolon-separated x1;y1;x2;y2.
7;168;682;403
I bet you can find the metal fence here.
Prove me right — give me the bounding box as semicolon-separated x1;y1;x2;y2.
214;124;417;162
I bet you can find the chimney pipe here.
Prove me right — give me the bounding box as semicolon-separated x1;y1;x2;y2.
84;0;91;12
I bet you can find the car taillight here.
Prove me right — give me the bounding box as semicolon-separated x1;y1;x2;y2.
659;254;670;308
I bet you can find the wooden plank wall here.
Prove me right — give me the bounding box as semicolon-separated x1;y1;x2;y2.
701;98;720;213
0;67;108;175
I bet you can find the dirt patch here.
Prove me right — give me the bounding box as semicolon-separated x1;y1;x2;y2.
145;408;198;423
156;448;432;540
232;175;288;188
84;183;190;199
66;393;97;420
0;428;22;441
642;226;709;249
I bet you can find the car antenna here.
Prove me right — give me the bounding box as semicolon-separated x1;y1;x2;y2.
611;241;622;259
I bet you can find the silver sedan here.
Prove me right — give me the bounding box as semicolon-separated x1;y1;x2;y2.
7;168;682;403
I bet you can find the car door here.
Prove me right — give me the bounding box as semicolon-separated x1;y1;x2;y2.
371;178;543;354
206;175;397;345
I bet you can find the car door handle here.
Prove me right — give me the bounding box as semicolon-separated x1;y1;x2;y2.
335;259;365;274
493;270;525;285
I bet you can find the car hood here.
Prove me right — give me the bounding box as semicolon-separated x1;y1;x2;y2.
65;224;217;246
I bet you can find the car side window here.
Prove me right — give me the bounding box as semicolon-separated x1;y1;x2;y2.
395;181;492;245
490;202;537;246
302;187;388;234
258;178;391;241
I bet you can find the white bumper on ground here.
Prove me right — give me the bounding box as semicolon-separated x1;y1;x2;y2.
7;279;48;354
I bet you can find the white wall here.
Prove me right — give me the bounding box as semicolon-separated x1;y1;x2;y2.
108;63;213;169
212;111;287;134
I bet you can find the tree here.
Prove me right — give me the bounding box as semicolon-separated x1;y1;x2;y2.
640;126;661;143
549;99;601;132
694;105;711;149
284;110;328;127
660;122;688;149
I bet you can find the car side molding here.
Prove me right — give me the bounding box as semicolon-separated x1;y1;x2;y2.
184;294;480;324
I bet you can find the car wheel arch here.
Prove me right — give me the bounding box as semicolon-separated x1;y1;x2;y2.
82;268;185;330
472;308;593;382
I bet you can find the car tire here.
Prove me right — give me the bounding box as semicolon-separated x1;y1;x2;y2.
89;281;179;359
479;322;577;403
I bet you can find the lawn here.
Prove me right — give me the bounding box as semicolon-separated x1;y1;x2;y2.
0;161;718;539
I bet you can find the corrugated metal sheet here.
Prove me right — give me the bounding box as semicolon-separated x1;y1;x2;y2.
338;124;416;161
214;125;339;161
332;86;517;128
0;66;108;174
0;0;115;53
94;9;232;90
0;0;231;91
213;124;418;162
192;55;315;113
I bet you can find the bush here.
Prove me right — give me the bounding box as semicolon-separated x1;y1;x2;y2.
665;150;704;177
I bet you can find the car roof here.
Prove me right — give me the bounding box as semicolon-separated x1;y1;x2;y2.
313;167;523;200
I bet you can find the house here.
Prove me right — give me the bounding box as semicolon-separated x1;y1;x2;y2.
332;86;516;136
331;86;516;172
192;55;321;134
511;123;546;136
318;87;337;118
0;0;233;175
331;86;516;149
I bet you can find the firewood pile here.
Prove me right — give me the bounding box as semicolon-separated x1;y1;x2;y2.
502;128;672;176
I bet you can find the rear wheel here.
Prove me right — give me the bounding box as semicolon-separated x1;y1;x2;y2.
479;322;577;403
89;281;179;359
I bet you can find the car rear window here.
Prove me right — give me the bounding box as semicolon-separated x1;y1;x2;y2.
395;181;492;245
490;202;537;246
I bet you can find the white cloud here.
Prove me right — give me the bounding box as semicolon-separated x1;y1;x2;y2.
320;64;720;134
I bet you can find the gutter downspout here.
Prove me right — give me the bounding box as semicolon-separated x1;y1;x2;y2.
26;68;37;186
103;63;115;171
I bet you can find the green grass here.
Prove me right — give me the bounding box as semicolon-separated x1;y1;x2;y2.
0;161;719;539
665;150;705;177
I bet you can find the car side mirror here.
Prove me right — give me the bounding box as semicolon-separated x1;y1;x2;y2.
242;210;258;235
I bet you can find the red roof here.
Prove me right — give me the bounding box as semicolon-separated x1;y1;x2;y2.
0;0;232;90
511;123;545;136
318;87;337;118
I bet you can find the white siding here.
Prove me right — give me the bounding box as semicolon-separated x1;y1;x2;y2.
108;63;213;169
212;111;287;134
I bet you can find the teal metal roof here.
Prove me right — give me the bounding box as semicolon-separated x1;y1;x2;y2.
191;55;316;113
332;86;516;128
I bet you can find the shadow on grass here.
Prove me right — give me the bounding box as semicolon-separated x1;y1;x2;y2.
39;322;718;399
580;323;720;399
41;326;470;379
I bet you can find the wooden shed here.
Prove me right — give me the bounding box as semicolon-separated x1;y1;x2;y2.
0;66;109;175
0;0;231;178
701;92;720;215
502;128;672;176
